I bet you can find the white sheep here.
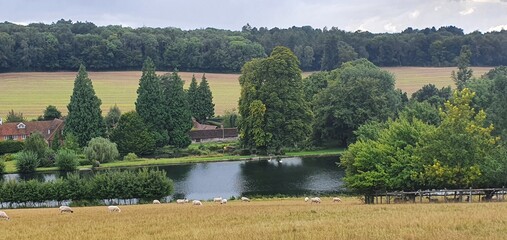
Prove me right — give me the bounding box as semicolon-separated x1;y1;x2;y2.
304;197;309;202
213;197;222;203
153;200;161;204
241;197;251;202
176;199;188;204
107;206;121;213
59;206;74;213
192;200;202;206
0;211;9;220
333;197;342;202
311;197;321;204
221;199;228;204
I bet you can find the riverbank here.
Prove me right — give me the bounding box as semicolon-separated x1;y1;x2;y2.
2;197;506;239
3;148;343;174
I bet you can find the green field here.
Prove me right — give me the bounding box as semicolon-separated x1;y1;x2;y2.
1;197;506;239
0;67;492;119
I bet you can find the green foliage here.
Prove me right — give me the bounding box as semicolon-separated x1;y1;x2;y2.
51;130;62;151
135;58;168;147
0;159;4;174
239;47;312;153
65;65;105;147
5;109;24;122
196;74;215;122
451;45;473;90
0;168;173;204
62;132;81;153
104;104;121;135
399;101;441;125
15;150;39;173
160;72;192;148
187;74;199;119
221;109;239;128
24;132;49;160
42;105;62;120
411;84;452;107
110;111;156;156
485;67;507;138
302;72;328;103
312;59;402;146
123;153;138;161
0;140;24;154
83;137;119;163
55;149;79;171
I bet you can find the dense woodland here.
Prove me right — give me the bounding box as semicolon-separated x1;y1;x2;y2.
0;20;506;72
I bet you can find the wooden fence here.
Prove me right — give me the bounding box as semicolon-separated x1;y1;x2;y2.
367;188;507;204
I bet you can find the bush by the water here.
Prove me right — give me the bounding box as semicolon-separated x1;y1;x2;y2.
84;137;119;163
15;151;40;173
123;153;138;161
0;140;24;154
0;168;173;204
55;149;79;171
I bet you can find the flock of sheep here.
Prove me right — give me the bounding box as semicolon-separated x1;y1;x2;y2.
0;196;342;221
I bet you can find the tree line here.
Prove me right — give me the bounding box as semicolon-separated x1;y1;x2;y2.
0;20;506;73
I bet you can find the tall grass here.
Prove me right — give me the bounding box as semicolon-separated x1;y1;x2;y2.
0;197;505;239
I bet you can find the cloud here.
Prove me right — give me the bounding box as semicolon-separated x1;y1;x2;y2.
410;10;420;18
384;23;397;32
459;7;475;15
488;24;507;31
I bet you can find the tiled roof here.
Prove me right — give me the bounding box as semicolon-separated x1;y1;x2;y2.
0;119;64;141
189;128;238;140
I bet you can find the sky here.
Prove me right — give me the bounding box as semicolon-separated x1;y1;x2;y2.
1;0;506;33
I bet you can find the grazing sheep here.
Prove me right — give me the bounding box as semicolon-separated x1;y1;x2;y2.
221;199;228;204
241;197;251;202
333;197;342;203
108;206;121;213
304;197;309;202
153;200;161;204
311;197;321;204
426;197;439;203
176;199;188;204
213;197;222;203
192;200;202;206
0;211;9;220
59;206;74;213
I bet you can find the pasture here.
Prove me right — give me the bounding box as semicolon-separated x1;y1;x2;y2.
0;197;506;239
0;67;493;119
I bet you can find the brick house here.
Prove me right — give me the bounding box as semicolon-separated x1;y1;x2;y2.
0;118;64;146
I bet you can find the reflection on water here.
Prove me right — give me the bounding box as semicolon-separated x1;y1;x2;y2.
3;156;345;200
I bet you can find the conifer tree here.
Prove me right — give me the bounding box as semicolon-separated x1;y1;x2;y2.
196;73;215;122
135;58;168;146
161;72;192;148
65;65;105;147
187;74;199;120
110;111;156;156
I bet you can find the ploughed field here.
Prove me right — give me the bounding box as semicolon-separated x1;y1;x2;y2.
0;67;492;119
1;197;506;240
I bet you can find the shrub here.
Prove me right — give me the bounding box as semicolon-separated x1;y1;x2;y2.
55;149;79;171
84;137;119;163
24;132;48;159
123;153;138;161
0;160;5;174
15;151;39;173
2;154;15;162
0;140;25;154
39;148;56;167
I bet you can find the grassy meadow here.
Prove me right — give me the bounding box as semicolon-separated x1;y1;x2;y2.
0;67;493;119
1;197;506;239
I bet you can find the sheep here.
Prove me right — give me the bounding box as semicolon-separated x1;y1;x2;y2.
0;211;9;220
108;206;121;213
333;197;342;203
176;199;188;204
221;199;228;204
192;200;202;206
213;197;223;203
153;200;161;204
304;197;309;202
59;206;74;213
426;196;439;203
241;197;251;202
310;197;321;204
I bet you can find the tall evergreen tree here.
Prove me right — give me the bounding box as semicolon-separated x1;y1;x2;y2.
452;45;473;90
196;74;215;122
65;65;105;147
187;74;199;120
135;58;168;147
239;46;313;153
104;104;121;133
110;111;156;156
161;72;192;148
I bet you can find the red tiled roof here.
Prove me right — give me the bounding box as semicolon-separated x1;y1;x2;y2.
0;119;64;141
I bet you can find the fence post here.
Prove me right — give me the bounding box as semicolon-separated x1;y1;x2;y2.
469;187;472;203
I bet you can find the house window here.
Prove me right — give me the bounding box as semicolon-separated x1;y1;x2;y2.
13;135;18;140
17;123;26;129
22;134;27;140
4;135;13;140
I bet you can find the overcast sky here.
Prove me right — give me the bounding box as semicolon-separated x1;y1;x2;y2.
1;0;506;33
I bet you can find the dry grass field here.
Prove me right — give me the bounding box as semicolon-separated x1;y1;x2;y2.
0;197;506;240
0;67;493;119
